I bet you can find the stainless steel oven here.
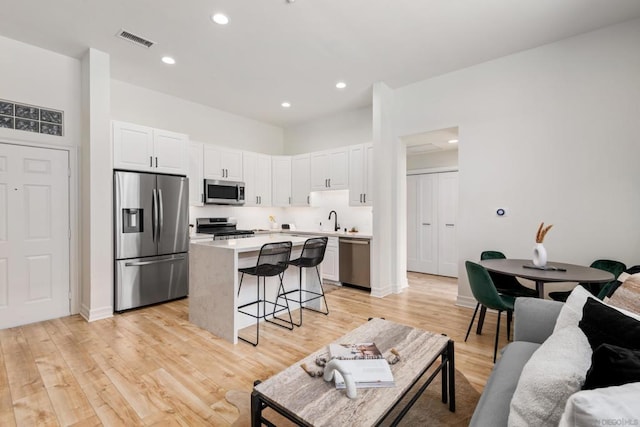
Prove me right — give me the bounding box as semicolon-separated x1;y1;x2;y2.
204;179;245;205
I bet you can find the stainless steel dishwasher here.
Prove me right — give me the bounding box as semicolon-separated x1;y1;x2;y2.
339;237;371;289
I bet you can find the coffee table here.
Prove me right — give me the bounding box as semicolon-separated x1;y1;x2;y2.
251;318;455;426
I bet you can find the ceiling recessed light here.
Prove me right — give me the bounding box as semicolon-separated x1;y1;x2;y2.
211;13;229;25
336;81;347;89
448;139;459;144
161;56;176;65
281;102;291;108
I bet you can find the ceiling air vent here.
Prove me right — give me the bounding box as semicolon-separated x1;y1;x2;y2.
116;29;155;48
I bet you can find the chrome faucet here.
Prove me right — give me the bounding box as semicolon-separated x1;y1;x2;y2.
328;210;339;232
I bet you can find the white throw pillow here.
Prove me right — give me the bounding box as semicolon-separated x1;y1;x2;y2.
553;285;640;333
559;382;640;427
553;286;593;332
508;326;592;427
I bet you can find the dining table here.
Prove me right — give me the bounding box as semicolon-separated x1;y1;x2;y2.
478;258;615;299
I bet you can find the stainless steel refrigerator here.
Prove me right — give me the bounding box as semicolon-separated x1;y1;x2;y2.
114;170;189;312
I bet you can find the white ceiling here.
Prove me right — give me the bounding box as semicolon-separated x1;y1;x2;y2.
2;1;640;128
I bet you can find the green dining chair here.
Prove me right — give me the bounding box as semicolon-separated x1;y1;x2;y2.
597;264;639;299
471;251;537;338
549;259;626;302
480;251;538;298
465;261;515;363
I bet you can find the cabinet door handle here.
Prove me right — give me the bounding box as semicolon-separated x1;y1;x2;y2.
422;222;431;225
446;223;455;227
363;194;366;203
155;157;158;168
149;156;153;167
201;193;204;203
328;178;331;188
360;194;363;203
288;196;291;204
307;195;310;204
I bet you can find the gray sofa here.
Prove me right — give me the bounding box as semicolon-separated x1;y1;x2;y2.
470;297;564;426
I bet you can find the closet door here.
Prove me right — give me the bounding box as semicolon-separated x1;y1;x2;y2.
417;174;438;274
437;172;458;277
406;171;458;277
406;175;418;270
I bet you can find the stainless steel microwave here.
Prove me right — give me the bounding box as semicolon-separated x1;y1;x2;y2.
204;179;245;205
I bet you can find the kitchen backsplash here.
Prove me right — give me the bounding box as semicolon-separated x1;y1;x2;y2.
189;190;372;233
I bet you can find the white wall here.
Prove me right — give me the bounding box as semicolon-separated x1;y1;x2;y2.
0;35;81;148
284;106;372;154
111;80;284;154
407;150;458;171
80;49;113;321
391;19;640;304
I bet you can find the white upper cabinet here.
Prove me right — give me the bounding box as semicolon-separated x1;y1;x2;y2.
203;145;243;181
349;143;373;206
291;154;311;206
272;156;292;207
243;152;272;207
188;141;204;206
310;147;349;191
113;121;188;175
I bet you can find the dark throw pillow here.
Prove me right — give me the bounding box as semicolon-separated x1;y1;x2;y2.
582;343;640;390
578;298;640;350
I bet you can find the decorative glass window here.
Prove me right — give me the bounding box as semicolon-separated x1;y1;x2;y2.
0;99;64;136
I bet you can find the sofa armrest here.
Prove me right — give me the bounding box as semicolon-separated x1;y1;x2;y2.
514;298;564;343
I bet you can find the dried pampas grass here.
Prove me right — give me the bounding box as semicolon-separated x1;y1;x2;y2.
535;222;553;243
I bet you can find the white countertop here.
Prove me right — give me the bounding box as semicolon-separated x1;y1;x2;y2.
256;229;373;239
190;233;214;241
190;233;310;252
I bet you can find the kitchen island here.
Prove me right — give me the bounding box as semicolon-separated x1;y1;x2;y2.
189;234;322;344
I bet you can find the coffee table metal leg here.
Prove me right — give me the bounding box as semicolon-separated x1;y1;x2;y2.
251;390;262;427
441;349;448;404
448;340;456;412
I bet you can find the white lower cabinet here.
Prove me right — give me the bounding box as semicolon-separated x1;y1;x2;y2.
322;237;340;282
407;171;458;277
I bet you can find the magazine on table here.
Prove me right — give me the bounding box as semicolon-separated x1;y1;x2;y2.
328;342;395;389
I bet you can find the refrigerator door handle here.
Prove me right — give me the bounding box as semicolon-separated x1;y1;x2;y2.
125;256;186;267
152;188;158;242
158;189;164;242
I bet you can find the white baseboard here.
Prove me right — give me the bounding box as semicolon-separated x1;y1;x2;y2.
80;304;113;322
371;284;393;298
456;295;477;309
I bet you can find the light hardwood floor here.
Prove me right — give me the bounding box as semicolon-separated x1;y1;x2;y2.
0;272;507;426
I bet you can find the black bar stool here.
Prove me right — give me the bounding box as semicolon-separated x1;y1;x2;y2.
237;241;294;346
278;237;329;326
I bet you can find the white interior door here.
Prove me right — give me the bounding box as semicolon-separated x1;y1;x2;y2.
406;175;419;270
417;174;438;274
0;143;70;328
437;172;459;277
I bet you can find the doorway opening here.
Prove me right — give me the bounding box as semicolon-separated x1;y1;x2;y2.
401;127;459;279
